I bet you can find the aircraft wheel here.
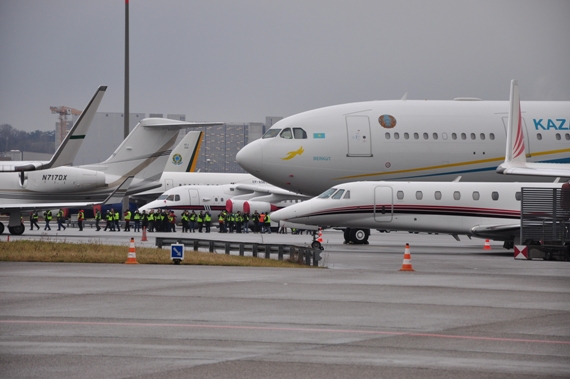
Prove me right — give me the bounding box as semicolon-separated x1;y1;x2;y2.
0;222;4;235
311;241;322;249
349;228;370;245
8;223;25;236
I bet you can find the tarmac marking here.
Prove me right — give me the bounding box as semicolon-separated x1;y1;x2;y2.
2;319;569;345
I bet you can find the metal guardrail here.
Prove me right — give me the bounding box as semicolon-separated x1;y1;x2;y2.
155;237;322;266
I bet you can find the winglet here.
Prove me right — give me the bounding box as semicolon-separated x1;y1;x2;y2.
14;86;107;172
505;80;525;165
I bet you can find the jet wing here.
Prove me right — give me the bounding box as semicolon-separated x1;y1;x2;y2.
470;223;520;241
233;184;311;203
496;164;570;178
4;86;107;172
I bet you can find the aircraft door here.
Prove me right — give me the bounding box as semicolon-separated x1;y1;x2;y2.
165;179;174;191
374;186;393;222
188;189;199;205
346;116;372;157
502;117;531;156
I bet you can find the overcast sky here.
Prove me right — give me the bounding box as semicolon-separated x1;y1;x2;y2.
1;0;569;132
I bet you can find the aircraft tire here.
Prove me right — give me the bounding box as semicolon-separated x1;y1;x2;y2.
343;229;350;243
8;223;25;236
0;222;4;235
349;228;370;245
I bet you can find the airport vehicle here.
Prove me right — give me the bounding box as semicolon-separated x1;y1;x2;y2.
270;180;563;247
237;91;570;196
0;118;220;235
497;80;570;178
139;182;308;222
0;86;106;172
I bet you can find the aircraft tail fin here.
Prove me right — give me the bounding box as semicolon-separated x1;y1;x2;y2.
12;86;107;172
163;131;204;173
83;118;222;188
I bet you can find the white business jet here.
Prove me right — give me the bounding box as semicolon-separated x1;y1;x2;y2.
237;88;569;196
0;86;106;173
139;182;308;222
497;80;570;178
270;180;563;247
0;117;221;235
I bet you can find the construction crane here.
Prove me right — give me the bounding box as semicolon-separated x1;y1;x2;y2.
50;106;82;147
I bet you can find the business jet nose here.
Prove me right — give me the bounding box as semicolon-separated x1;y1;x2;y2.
236;140;263;174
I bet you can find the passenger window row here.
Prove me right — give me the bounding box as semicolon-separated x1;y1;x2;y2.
397;190;522;201
536;133;570;141
385;132;496;141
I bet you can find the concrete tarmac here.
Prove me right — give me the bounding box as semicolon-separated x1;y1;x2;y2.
1;228;569;378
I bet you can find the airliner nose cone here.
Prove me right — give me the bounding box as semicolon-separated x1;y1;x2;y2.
237;140;263;174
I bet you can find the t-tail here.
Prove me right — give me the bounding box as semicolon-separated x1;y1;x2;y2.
81;118;222;192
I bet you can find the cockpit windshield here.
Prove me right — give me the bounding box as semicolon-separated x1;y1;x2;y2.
318;188;338;199
331;189;345;199
157;194;168;200
280;128;293;139
262;129;281;139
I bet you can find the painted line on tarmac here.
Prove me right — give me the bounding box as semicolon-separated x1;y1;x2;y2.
2;319;569;345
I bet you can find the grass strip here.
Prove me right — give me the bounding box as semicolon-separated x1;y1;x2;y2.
0;240;313;268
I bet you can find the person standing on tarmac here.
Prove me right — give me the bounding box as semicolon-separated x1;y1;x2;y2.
43;209;52;231
56;209;66;231
252;210;260;233
77;209;85;231
95;209;101;231
30;210;40;230
147;210;155;232
141;210;148;231
204;211;211;233
123;209;131;232
113;209;121;231
133;210;141;232
264;212;272;234
196;211;203;233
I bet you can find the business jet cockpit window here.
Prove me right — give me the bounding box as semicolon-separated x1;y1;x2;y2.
166;194;180;201
331;189;345;199
280;128;293;139
318;188;338;199
262;129;281;139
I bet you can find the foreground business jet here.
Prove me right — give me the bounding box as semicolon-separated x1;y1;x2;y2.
0;86;106;172
237;88;570;196
271;180;563;247
497;80;570;178
0;118;221;235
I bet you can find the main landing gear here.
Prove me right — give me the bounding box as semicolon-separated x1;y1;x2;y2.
343;228;370;245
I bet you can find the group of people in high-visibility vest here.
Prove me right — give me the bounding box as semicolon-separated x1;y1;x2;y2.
29;207;273;234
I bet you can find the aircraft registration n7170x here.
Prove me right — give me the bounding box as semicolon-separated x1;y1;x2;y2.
237;96;570;196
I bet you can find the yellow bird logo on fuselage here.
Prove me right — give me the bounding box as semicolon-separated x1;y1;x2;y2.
281;146;304;160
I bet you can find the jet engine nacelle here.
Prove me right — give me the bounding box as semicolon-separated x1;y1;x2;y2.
225;199;279;214
20;167;106;193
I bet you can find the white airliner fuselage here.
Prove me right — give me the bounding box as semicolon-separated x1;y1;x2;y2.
237;100;570;196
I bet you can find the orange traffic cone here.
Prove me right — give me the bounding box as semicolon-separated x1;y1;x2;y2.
483;239;491;250
125;238;139;264
399;243;415;271
317;228;323;243
141;226;148;242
